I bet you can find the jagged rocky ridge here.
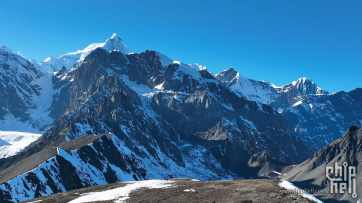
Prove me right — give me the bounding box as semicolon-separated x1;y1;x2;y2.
0;36;315;202
215;67;329;108
216;67;362;149
283;125;362;202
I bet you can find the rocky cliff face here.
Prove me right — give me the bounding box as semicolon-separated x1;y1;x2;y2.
0;45;49;132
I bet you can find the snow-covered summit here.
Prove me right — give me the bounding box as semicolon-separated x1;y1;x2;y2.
215;67;279;104
215;67;237;78
32;33;132;72
291;77;329;96
102;33;132;54
291;77;312;86
65;33;132;61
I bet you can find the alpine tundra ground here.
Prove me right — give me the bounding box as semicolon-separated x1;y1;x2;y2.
21;179;314;203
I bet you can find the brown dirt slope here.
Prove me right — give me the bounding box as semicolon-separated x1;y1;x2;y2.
21;179;314;203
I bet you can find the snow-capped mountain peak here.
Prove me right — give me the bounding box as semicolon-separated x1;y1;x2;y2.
111;33;119;39
32;33;132;72
214;67;238;86
215;67;236;75
61;33;131;57
291;77;329;96
102;33;132;54
291;77;312;86
215;67;279;104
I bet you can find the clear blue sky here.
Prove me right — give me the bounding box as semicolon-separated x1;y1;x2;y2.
1;0;361;93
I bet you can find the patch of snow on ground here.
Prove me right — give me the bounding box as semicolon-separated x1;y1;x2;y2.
68;180;175;203
272;171;281;175
183;188;196;192
279;180;322;203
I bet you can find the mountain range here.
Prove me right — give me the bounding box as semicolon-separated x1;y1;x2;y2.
0;34;360;203
216;67;362;149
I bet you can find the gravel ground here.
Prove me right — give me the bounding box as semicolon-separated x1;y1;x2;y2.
22;179;314;203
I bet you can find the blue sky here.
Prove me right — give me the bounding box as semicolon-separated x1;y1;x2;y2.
1;0;361;93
